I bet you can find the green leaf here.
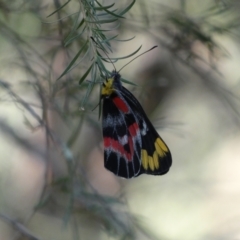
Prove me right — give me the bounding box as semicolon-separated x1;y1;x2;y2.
57;40;88;80
102;45;142;60
96;57;109;75
64;11;82;45
64;26;86;46
85;18;118;24
94;2;115;10
72;10;81;31
95;0;125;19
77;18;85;30
79;62;94;85
119;0;136;16
115;36;135;42
101;34;119;43
81;81;95;109
47;0;71;17
92;22;121;32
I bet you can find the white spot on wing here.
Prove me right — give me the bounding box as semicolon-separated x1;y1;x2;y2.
119;134;128;145
103;114;125;128
140;120;148;136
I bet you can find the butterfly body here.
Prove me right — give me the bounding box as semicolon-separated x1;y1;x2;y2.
101;70;172;178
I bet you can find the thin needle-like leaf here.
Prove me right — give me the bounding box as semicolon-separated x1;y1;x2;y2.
102;45;142;60
64;26;86;46
119;0;136;16
85;18;118;24
79;62;94;85
115;36;135;42
57;40;88;80
95;0;124;19
81;81;95;108
94;2;115;10
77;18;85;29
47;0;71;17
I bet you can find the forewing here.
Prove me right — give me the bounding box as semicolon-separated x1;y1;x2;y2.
120;86;172;176
102;94;142;178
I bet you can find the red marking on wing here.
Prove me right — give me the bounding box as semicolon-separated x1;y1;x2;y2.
104;137;131;161
128;123;139;160
128;136;134;161
128;122;138;137
104;123;140;162
113;97;129;113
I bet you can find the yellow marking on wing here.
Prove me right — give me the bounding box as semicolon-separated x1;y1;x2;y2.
101;78;114;96
148;156;154;171
156;138;168;152
141;149;148;170
148;156;155;171
155;140;165;157
155;138;169;157
142;139;168;171
153;151;159;169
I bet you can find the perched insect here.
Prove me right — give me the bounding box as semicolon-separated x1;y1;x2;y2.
100;47;172;178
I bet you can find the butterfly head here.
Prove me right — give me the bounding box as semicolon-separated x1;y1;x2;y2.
101;70;122;98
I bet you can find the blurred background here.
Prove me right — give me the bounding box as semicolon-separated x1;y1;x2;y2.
0;0;240;239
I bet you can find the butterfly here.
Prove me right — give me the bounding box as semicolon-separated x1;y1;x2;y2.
101;70;172;178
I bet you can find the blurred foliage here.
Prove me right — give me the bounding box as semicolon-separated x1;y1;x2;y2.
0;0;240;239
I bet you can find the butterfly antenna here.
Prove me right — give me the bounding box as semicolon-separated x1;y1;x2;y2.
90;37;116;73
118;46;158;73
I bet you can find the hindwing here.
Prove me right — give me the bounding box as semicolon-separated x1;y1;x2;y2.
120;86;172;176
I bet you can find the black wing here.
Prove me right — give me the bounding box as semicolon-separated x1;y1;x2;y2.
102;93;142;178
120;86;172;176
